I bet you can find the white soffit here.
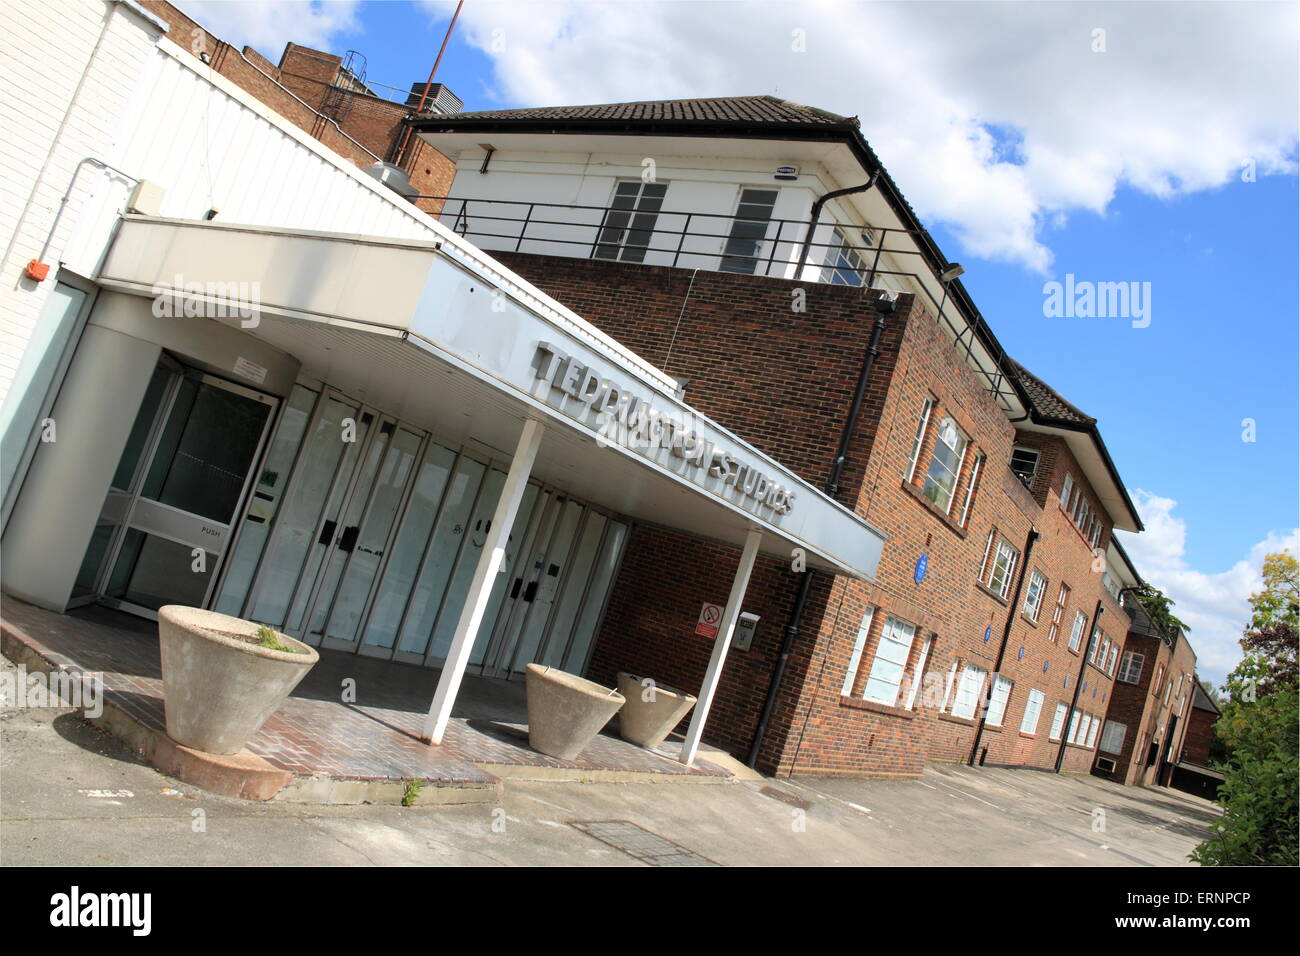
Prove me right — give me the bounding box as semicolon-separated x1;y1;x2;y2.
96;215;887;580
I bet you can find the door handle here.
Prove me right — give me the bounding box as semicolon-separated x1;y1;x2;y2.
338;525;359;552
318;519;336;545
523;581;538;602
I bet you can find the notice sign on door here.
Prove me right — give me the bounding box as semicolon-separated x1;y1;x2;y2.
695;602;723;639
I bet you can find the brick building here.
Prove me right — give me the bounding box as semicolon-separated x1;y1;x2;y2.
410;96;1170;777
138;2;458;211
3;0;1218;786
1090;597;1200;786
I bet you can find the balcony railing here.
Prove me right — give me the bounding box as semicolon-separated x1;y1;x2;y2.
417;194;1017;411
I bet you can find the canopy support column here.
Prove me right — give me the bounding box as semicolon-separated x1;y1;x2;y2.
422;418;543;745
680;527;762;766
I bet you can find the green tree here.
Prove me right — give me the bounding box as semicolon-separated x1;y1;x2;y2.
1192;681;1298;866
1194;549;1300;866
1133;583;1190;637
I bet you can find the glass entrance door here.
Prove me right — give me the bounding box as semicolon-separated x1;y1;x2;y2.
84;360;277;616
476;497;629;679
237;393;428;648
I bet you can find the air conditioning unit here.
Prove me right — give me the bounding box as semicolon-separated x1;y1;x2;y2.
1095;756;1117;773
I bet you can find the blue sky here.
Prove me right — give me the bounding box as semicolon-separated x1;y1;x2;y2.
185;1;1298;682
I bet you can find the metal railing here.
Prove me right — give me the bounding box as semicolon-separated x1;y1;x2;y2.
416;194;1017;410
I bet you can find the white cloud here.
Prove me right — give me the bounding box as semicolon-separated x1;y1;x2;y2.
436;0;1297;273
176;0;362;59
1117;490;1299;688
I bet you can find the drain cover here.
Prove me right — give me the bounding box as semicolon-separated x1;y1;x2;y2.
570;820;718;866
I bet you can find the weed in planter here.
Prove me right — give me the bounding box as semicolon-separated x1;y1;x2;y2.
402;779;424;807
255;624;297;654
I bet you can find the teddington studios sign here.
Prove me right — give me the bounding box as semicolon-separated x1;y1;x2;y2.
533;341;795;515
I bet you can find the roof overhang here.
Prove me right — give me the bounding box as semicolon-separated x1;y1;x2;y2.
1019;417;1143;532
95;215;887;580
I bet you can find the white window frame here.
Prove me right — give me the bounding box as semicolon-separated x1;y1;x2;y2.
941;659;959;711
1020;689;1045;735
1066;708;1081;743
905;635;932;710
1047;583;1069;642
1060;473;1075;513
906;396;936;481
1067;610;1087;651
1010;445;1040;488
1022;570;1048;622
921;416;968;514
862;614;919;707
840;606;876;696
986;675;1013;726
986;537;1019;598
957;452;983;527
593;180;670;263
950;663;988;719
1085;716;1100;749
1099;720;1127;755
1049;702;1069;740
1105;642;1119;675
1118;650;1144;684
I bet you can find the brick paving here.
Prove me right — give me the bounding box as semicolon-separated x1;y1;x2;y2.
0;599;729;784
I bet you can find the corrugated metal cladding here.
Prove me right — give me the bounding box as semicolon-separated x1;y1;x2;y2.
62;43;438;276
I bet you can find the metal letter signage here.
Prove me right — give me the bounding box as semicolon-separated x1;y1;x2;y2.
532;341;796;515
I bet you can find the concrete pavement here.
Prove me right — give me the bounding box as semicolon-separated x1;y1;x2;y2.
0;651;1216;866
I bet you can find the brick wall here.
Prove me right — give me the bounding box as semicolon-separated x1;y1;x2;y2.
496;251;1129;779
1181;703;1218;766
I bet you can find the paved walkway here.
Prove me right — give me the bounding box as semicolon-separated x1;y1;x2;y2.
0;667;1218;865
0;599;729;801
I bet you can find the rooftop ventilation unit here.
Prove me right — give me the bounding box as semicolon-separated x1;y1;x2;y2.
363;162;419;201
405;82;463;115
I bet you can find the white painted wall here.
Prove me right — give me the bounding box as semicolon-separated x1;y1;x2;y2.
439;148;911;292
0;0;162;404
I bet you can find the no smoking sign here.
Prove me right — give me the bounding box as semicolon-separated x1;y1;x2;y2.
695;602;723;638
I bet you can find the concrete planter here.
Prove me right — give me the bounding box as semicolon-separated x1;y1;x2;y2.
157;605;319;755
525;664;625;761
617;672;698;749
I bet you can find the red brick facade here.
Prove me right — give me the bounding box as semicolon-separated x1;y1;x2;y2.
497;251;1130;778
1092;619;1200;786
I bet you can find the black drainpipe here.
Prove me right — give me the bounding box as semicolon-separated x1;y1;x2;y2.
794;171;881;275
1054;599;1105;772
745;295;891;768
968;527;1039;765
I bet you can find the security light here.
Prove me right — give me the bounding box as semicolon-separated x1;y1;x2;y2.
940;263;965;283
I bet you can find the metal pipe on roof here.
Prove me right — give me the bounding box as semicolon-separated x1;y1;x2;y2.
794;172;880;277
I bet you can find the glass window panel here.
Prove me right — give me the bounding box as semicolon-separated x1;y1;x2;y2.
105;530;215;611
248;397;363;628
470;483;541;666
322;426;424;643
216;384;319;615
397;456;488;655
500;498;583;670
110;365;173;491
562;520;628;674
141;380;271;524
537;511;608;669
360;442;458;650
